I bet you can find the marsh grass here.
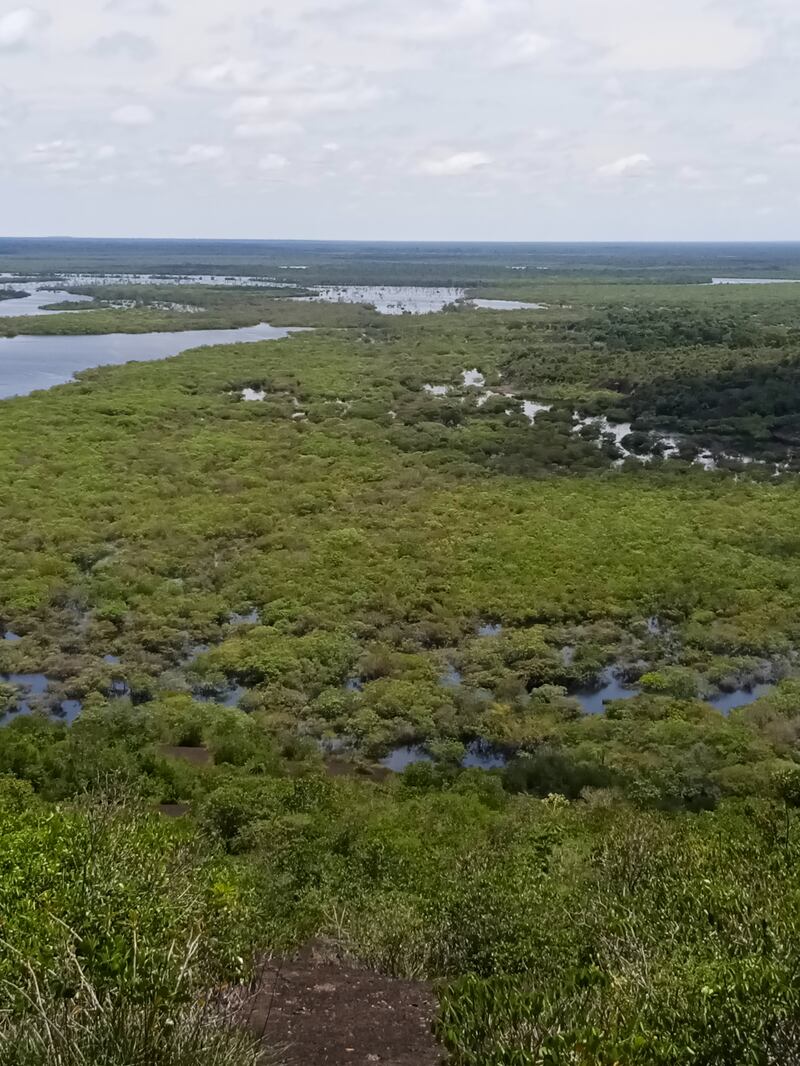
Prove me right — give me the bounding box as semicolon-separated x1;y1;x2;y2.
0;949;280;1066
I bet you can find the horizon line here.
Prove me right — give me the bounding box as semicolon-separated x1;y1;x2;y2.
4;236;800;246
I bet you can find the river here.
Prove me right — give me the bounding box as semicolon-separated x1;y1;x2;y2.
0;323;301;399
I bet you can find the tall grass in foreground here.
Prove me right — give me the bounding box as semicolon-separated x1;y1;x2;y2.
0;950;279;1066
0;780;280;1065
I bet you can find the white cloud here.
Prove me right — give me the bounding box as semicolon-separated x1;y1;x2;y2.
21;139;82;172
744;172;769;185
172;143;226;165
678;165;704;182
288;85;381;115
0;0;796;239
597;153;653;178
496;31;553;66
576;1;763;72
232;120;304;139
111;104;155;126
104;0;167;12
95;145;117;160
187;60;259;90
90;31;157;61
397;0;493;42
0;7;46;50
227;95;272;117
418;151;492;176
259;152;288;171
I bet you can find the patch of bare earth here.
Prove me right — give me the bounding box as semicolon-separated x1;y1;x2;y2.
158;744;213;765
247;946;441;1066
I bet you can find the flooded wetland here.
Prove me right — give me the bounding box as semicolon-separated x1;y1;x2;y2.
3;241;800;786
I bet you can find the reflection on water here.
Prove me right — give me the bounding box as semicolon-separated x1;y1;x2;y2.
295;286;465;315
462;742;508;769
522;400;552;423
0;271;298;293
711;277;800;286
707;683;775;714
195;685;247;708
471;299;547;310
571;669;641;715
381;741;509;772
462;368;486;387
571;667;777;717
59;700;83;723
0;283;93;318
0;323;301;400
441;666;464;688
381;746;434;772
6;673;48;696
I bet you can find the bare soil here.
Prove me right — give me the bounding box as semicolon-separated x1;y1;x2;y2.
247;947;441;1066
158;743;213;765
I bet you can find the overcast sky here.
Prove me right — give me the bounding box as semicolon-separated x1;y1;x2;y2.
1;0;799;240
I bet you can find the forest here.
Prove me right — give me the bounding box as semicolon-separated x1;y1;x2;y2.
2;243;800;1063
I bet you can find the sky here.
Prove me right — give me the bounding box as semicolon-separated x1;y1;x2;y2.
1;0;799;240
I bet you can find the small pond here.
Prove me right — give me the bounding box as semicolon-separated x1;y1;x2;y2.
706;683;776;714
381;741;509;772
571;669;641;715
571;668;778;716
462;368;486;387
1;672;83;725
523;400;552;423
195;685;247;709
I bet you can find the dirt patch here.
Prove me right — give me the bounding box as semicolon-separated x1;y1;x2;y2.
247;947;441;1066
158;744;213;766
324;756;392;783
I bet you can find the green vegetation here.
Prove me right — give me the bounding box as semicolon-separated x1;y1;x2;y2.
0;285;384;336
4;245;800;1060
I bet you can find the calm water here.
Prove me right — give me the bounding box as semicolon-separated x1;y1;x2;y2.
572;670;641;714
707;683;775;713
1;672;83;724
295;285;465;314
571;668;776;716
711;277;800;285
0;283;94;317
471;299;546;310
195;685;247;709
381;746;434;772
381;741;508;772
0;272;298;294
0;323;299;399
523;400;552;423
